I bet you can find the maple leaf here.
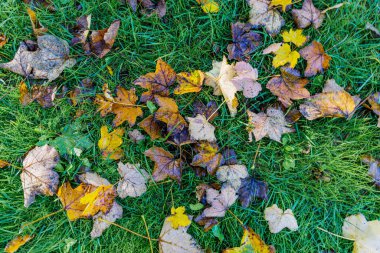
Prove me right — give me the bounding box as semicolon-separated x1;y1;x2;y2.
128;129;146;143
98;126;125;160
4;235;33;253
112;87;143;127
361;156;380;188
19;81;57;108
0;35;76;81
292;0;324;29
0;34;7;48
266;67;310;107
192;100;219;122
366;92;380;127
216;165;248;190
299;40;331;77
134;59;176;102
264;204;299;233
270;0;292;12
155;96;187;133
227;22;262;61
21;145;59;207
144;146;184;184
80;185;116;217
272;43;300;68
282;28;307;47
91;202;123;239
94;83;114;116
138;115;163;140
187;114;216;142
247;0;285;36
231;61;262;98
70;15;91;45
26;8;48;36
342;213;380;253
167;206;191;229
223;226;275;253
299;79;358;120
238;177;268;207
202;185;237;218
196;0;220;13
191;141;224;175
247;107;294;142
117;162;149;198
174;70;205;95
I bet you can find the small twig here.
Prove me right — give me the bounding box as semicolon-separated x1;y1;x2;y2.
317;227;355;241
141;215;154;253
321;3;345;14
253;142;261;166
22;209;64;228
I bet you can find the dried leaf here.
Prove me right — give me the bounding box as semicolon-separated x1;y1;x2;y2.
167;127;194;147
23;0;55;11
264;204;299;233
202;185;237;218
282;28;307;47
262;42;283;55
98;126;124;160
367;92;380;127
299;41;331;77
0;34;7;48
70;15;91;45
26;8;48;36
192;100;219;122
270;0;292;12
361;156;380;188
138;115;163;140
174;70;204;95
91;202;123;238
4;235;33;253
80;185;116;217
128;129;146;143
292;0;325;29
140;0;167;18
238;176;268;207
194;214;218;232
272;43;300;68
117;162;149;198
0;160;10;168
196;0;219;13
191;141;223;175
222;148;238;165
19;82;57;108
216;165;248;190
111;87;143;127
167;206;191;229
94;83;114;116
85;20;120;58
187;114;216;142
231;61;262;98
68;78;95;106
21;145;59;207
155;96;187;133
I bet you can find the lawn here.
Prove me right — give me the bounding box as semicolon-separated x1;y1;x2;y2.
0;0;379;252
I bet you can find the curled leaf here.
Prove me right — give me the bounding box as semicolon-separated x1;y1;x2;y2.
27;8;48;36
70;15;91;45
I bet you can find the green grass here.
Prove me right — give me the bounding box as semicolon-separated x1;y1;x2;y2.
0;0;379;252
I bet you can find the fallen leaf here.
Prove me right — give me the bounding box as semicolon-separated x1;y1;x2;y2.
262;42;283;55
80;185;116;217
231;61;262;98
222;148;238;165
94;83;114;116
361;156;380;188
216;165;248;190
292;0;325;29
4;235;33;253
70;15;91;45
117;162;149;198
138;115;163;140
26;8;48;36
247;107;294;142
192;100;219;122
282;28;307;47
187;114;216;142
366;92;380;127
23;0;55;11
127;0;138;11
0;34;8;48
191;141;223;175
155;96;187;133
21;145;59;207
128;129;146;143
270;0;292;12
238;177;268;207
196;0;219;13
134;58;176;102
139;0;167;18
202;185;237;217
247;0;285;36
91;202;123;239
194;214;219;232
174;70;204;95
0;160;9;168
342;213;380;253
285;109;302;124
0;35;76;81
266;67;310;107
144;146;183;184
111;87;143;127
223;226;275;253
167;206;191;229
68;78;95;106
366;22;380;38
272;43;300;68
78;172;111;186
98;126;124;160
227;22;262;61
299;40;331;77
264;204;299;233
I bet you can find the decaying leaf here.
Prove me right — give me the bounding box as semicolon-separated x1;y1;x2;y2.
80;185;116;217
68;78;95;106
159;216;203;253
91;202;123;239
0;34;7;48
5;235;33;253
94;83;114;116
192;100;219;122
292;0;325;29
223;226;275;253
299;41;331;77
145;146;183;184
194;214;218;232
299;79;357;120
0;35;76;81
129;0;167;18
227;22;262;61
247;107;294;142
247;0;285;36
155;96;187;133
117;162;149;198
128;129;146;143
231;61;262;98
264;204;299;233
134;59;176;102
98;126;124;160
19;81;57;108
196;0;219;13
70;15;91;45
191;141;223;175
23;0;55;11
238;176;268;207
272;43;300;68
138;115;163;140
167;206;191;229
366;92;380;127
282;28;307;47
361;155;380;188
21;145;59;207
270;0;292;12
26;8;48;36
202;185;237;217
187;114;216;142
266;67;310;107
216;165;248;190
342;213;380;253
174;70;204;95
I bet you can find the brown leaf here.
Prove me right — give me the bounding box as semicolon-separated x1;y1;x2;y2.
140;0;166;18
366;92;380;127
26;8;48;36
134;59;176;102
285;109;302;124
5;235;33;253
238;176;268;207
299;40;331;77
22;84;57;108
191;141;223;175
192;100;219;122
144;146;183;184
194;214;218;232
155;96;187;133
85;20;120;58
94;83;114;116
70;15;91;45
23;0;55;11
0;160;10;168
266;67;310;107
361;155;380;188
292;0;325;29
68;78;94;106
0;34;7;48
187;114;216;142
138;115;163;140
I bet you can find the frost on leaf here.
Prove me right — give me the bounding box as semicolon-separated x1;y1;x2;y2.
264;204;298;233
117;162;149;198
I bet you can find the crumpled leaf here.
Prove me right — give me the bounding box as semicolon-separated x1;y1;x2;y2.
191;141;223;175
238;176;268;207
196;0;219;13
264;204;299;233
167;206;191;229
0;35;76;81
266;67;310;107
361;156;380;188
91;202;123;239
231;61;262;98
342;213;380;253
300;79;357;120
187;114;216;142
299;40;331;77
0;34;7;48
227;22;262;61
134;59;176;102
270;0;292;12
138;115;163;140
155;96;187;133
272;43;300;68
4;235;33;253
98;126;124;160
159;216;203;253
202;185;237;218
174;70;204;95
216;165;248;190
21;145;59;207
223;226;275;253
19;81;57;108
144;146;184;184
282;28;307;47
117;162;149;198
128;129;146;143
292;0;324;29
366;92;380;127
193;100;219;122
247;0;285;36
247;107;294;142
70;15;91;45
27;8;48;36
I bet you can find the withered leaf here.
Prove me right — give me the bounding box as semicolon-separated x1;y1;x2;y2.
231;61;262;99
367;92;380;127
155;96;187;133
222;148;238;165
69;78;94;106
191;141;223;175
91;202;123;239
192;100;219;122
238;176;268;207
0;160;10;168
0;34;7;48
201;185;237;218
78;171;112;187
134;59;176;102
194;214;218;232
264;204;299;233
139;115;163;140
174;70;204;95
5;235;33;253
292;0;325;29
26;8;48;36
20;82;57;108
94;83;114;116
227;22;262;61
266;67;310;107
117;162;149;198
361;156;380;188
216;165;248;190
70;15;91;45
132;0;166;18
299;40;331;77
167;127;193;147
21;145;59;207
187;114;216;142
112;87;143;127
23;0;55;11
128;129;146;143
85;20;120;58
144;146;183;184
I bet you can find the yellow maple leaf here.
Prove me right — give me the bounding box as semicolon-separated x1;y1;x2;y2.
80;185;116;217
167;206;191;229
5;235;33;253
196;0;220;13
174;70;205;95
282;29;307;47
98;126;124;160
272;43;300;68
270;0;292;12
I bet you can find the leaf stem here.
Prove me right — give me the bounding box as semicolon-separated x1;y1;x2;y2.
141;215;154;253
22;209;64;229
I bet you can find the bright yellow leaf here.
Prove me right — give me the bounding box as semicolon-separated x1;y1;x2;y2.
272;43;300;68
167;206;191;229
196;0;220;13
282;29;307;47
174;70;205;95
98;126;124;160
5;235;33;253
270;0;292;12
106;65;114;76
80;185;116;217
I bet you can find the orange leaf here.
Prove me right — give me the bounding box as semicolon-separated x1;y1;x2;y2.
299;41;331;77
112;87;143;127
5;235;33;253
138;115;163;140
155;96;187;133
26;8;48;36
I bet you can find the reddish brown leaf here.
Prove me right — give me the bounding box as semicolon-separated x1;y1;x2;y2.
19;82;57;108
70;15;91;45
155;96;187;133
292;0;325;29
85;20;120;58
191;142;223;175
138;115;163;140
299;41;331;77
